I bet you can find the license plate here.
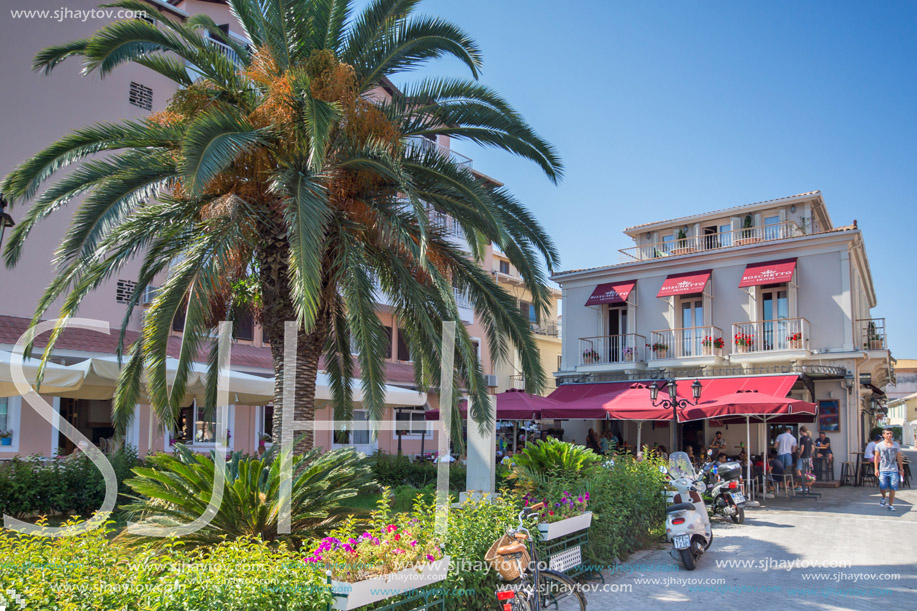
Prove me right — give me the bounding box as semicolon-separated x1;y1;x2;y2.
731;493;746;504
673;534;691;549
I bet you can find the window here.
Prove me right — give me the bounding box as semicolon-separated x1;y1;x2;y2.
334;409;371;446
233;309;254;341
764;215;780;240
129;82;153;110
519;301;537;323
172;304;186;332
397;329;411;361
557;355;563;370
499;260;510;274
396;410;429;436
260;405;273;443
719;223;733;247
172;402;217;444
661;234;674;254
0;397;19;451
761;285;790;350
679;297;704;356
383;326;393;359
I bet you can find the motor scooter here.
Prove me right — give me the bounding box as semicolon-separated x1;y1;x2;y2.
662;451;712;570
701;450;747;524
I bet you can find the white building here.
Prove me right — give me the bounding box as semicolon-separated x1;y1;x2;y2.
551;191;891;478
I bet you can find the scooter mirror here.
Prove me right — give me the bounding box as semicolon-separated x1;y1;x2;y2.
695;480;707;494
659;465;668;474
707;449;713;456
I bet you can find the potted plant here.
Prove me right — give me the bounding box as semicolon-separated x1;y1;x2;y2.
652;342;669;358
672;228;694;255
307;497;449;610
701;336;724;356
582;348;600;364
527;492;592;541
0;430;12;446
867;321;883;350
736;215;758;245
734;333;754;352
787;332;803;350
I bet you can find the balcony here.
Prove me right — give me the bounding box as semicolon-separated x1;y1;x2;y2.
204;36;245;67
858;318;887;351
454;288;474;324
531;321;560;338
408;137;473;169
579;334;647;367
731;318;811;358
649;326;725;362
619;221;807;262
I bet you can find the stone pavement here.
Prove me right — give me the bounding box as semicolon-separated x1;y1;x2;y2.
585;448;917;610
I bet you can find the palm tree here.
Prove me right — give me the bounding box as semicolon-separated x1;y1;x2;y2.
1;0;563;452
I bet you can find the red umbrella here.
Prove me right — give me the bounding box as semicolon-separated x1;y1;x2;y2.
601;383;692;421
680;390;817;501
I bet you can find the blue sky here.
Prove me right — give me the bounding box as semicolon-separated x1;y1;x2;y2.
391;0;917;355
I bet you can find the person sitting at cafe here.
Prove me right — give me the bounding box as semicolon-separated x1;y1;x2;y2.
864;434;881;464
766;450;785;493
738;450;748;467
709;430;727;451
815;432;833;465
717;452;728;464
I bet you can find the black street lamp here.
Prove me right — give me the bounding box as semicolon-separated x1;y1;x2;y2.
0;195;15;254
649;379;703;452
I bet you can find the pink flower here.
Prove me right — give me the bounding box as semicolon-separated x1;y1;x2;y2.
393;548;404;554
386;524;398;533
410;541;417;547
426;554;435;562
394;534;401;541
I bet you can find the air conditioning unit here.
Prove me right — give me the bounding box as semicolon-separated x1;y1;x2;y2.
484;374;498;388
140;285;159;305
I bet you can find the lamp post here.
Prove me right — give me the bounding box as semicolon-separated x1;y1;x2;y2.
649;378;703;452
0;195;15;254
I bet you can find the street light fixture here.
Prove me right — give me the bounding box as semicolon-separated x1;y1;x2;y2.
649;378;703;452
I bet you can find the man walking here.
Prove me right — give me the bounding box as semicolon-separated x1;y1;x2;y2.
775;426;796;470
875;428;905;511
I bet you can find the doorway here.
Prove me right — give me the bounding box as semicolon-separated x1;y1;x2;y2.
332;409;377;455
607;305;628;362
57;399;115;454
679;420;705;455
761;286;789;350
679;297;704;356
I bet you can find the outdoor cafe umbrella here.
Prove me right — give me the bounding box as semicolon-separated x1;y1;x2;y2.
680;390;817;500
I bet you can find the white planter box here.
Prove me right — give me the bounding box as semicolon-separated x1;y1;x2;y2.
331;555;450;610
537;512;593;541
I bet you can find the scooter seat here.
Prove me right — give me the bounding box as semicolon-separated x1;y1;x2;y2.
666;502;696;513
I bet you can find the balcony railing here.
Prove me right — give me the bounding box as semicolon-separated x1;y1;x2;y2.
453;288;473;309
408;137;473;169
579;334;647;366
649;326;724;360
531;321;560;337
205;36;244;67
857;318;887;350
619;220;807;262
731;318;810;354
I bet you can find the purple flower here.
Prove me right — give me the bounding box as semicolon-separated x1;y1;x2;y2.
426;554;435;562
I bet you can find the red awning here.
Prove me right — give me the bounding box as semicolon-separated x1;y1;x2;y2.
657;270;712;298
544;382;633;418
423;389;559;421
675;375;798;401
585;281;636;306
738;258;797;287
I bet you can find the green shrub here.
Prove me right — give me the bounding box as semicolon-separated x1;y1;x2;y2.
0;519;331;610
122;444;375;546
580;454;668;563
511;438;601;492
0;446;140;519
367;453;466;492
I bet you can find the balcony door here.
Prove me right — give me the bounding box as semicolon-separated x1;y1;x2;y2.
761;287;788;350
680;298;703;356
607;305;628;362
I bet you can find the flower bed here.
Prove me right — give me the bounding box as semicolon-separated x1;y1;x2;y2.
525;492;592;540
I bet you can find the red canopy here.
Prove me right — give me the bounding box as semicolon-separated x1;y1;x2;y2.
738;258;797;287
585;281;636;306
544;382;633;418
680;390;816;423
602;383;690;421
657;270;712;297
423;389;558;421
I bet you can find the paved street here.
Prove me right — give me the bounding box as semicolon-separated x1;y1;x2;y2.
589;449;917;610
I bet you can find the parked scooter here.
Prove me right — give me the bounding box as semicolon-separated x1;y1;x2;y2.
661;451;712;570
701;450;747;524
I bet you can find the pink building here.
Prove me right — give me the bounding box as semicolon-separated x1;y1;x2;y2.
0;0;501;459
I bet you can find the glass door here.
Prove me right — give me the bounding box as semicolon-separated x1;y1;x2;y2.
608;305;628;362
680;298;703;356
333;409;376;455
762;287;789;350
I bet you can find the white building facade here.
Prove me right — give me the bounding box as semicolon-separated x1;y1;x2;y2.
552;192;891;479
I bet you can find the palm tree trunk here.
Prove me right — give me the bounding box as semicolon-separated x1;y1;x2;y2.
258;228;327;454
